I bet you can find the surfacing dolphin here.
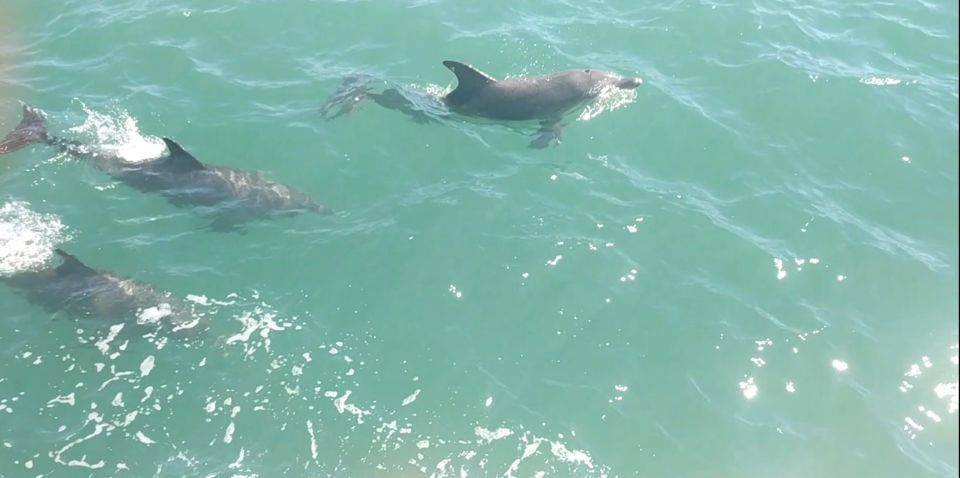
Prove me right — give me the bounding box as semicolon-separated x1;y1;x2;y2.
321;60;642;148
0;106;329;230
2;249;203;337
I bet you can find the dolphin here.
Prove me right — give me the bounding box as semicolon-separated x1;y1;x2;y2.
321;61;642;148
1;106;329;230
2;249;202;336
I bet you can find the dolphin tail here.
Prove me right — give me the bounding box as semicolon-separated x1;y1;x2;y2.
320;75;373;120
0;105;49;154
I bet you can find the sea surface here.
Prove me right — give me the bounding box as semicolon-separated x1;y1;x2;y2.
1;1;958;477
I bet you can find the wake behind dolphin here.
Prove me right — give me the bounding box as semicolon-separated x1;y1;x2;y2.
321;60;642;148
1;106;330;230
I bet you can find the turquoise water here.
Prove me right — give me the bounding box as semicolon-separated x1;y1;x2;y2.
1;1;958;476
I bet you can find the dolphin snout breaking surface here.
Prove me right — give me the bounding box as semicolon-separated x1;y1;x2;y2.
617;77;643;89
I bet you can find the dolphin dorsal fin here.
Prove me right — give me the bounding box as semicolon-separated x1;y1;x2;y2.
443;61;496;105
18;105;46;130
54;249;97;276
162;138;205;172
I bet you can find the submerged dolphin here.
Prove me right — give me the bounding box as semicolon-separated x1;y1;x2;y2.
2;249;202;335
1;106;329;230
321;60;642;148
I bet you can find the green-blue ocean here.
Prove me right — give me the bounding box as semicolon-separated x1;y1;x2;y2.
1;1;958;477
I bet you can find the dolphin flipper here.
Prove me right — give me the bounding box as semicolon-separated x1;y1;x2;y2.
0;105;49;154
529;119;564;149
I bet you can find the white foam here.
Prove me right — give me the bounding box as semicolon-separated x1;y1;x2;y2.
307;420;319;461
226;311;285;346
186;294;210;305
578;83;639;121
137;303;172;325
47;393;76;407
135;431;155;445
475;426;513;444
0;201;70;276
860;77;902;86
550;441;595;469
95;324;125;355
331;390;370;423
68;105;165;163
228;448;246;469
223;422;236;444
401;389;421;407
139;355;156;377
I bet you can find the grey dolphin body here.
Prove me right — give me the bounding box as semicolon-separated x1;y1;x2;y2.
1;106;328;230
3;249;201;336
98;138;327;230
441;61;642;120
321;61;642;148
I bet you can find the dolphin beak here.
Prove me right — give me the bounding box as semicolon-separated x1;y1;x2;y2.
617;77;643;89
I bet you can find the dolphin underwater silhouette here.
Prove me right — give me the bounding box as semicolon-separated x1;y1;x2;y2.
2;249;203;336
321;60;642;148
0;105;330;230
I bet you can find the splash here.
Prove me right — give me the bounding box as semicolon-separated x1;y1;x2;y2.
405;83;453;117
578;83;639;121
422;83;452;100
67;104;165;163
0;201;69;276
